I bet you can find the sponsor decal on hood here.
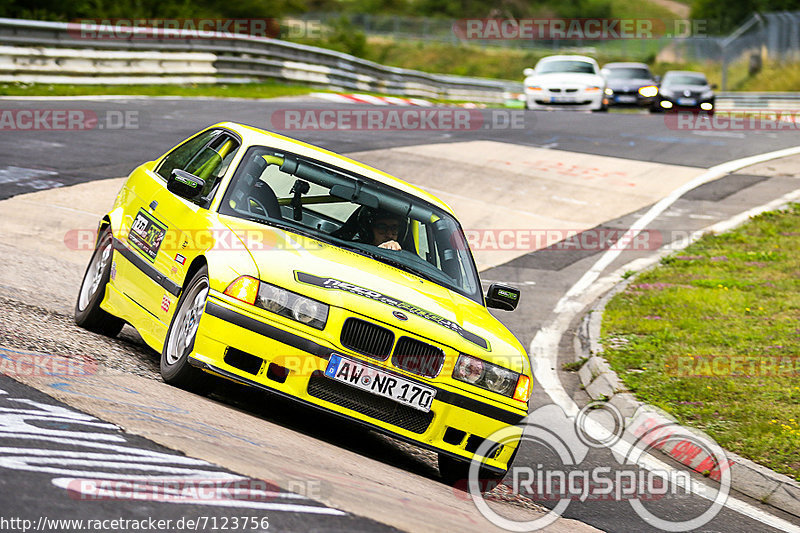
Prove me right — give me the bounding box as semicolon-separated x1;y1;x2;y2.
295;272;489;350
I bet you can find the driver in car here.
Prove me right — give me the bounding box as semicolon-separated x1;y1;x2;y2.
357;208;406;250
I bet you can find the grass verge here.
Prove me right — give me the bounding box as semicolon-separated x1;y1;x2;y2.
602;204;800;480
0;81;316;99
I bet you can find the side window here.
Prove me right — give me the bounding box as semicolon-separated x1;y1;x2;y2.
156;129;240;205
156;130;220;181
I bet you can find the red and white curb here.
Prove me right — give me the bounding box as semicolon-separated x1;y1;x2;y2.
310;92;433;106
531;145;800;531
576;189;800;519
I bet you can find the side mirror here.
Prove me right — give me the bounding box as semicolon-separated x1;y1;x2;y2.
523;68;535;77
486;283;520;311
168;169;205;200
711;83;718;90
654;75;661;84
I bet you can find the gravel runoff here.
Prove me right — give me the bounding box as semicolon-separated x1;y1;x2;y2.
0;293;549;515
0;294;160;379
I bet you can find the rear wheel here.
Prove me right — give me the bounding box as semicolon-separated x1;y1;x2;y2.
75;226;124;337
161;265;212;393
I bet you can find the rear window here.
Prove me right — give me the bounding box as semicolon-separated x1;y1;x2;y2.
537;60;596;74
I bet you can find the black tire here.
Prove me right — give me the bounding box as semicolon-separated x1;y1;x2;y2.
437;452;508;487
161;265;213;394
75;226;125;337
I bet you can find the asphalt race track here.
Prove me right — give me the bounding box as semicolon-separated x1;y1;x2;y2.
1;95;799;533
1;97;799;200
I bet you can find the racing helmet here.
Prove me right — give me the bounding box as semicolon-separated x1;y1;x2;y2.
356;207;408;244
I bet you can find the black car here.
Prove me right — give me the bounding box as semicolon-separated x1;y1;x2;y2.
652;71;716;113
601;62;659;108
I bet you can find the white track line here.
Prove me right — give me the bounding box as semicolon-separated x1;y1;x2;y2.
530;145;800;532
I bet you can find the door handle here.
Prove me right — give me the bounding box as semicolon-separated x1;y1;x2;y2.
149;200;158;211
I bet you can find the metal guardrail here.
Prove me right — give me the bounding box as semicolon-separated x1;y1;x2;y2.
717;92;800;110
0;17;521;102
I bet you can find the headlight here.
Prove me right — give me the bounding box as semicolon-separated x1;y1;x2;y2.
454;354;484;384
453;354;529;402
527;85;542;92
259;283;289;313
701;90;714;99
638;85;658;97
604;88;614;96
291;297;327;326
585;86;601;93
257;282;328;329
484;364;516;396
225;277;328;330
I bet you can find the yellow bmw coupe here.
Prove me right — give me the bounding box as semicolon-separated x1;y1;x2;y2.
75;122;531;481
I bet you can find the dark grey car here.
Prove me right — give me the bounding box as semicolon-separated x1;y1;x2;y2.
601;62;659;108
652;71;716;113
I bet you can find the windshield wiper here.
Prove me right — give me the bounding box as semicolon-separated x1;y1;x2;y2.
356;248;439;283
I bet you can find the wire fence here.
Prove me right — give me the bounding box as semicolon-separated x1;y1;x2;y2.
297;11;800;89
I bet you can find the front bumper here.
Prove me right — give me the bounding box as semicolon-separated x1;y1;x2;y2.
191;292;527;472
525;90;604;111
657;96;715;111
607;91;655;107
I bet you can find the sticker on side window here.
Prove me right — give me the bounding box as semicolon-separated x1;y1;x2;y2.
128;208;167;263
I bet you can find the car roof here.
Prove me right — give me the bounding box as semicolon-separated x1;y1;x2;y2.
538;55;598;64
602;62;651;69
214;122;455;215
663;70;706;77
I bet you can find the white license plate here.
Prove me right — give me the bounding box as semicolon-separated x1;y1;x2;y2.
324;354;436;412
678;98;696;106
550;96;575;103
616;95;637;103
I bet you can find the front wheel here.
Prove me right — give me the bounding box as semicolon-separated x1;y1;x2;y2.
75;226;124;336
161;265;212;393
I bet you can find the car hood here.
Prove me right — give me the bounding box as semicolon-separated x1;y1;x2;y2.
526;72;604;87
220;217;528;369
660;84;712;94
607;78;655;90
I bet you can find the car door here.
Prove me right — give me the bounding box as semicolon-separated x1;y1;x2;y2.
115;129;238;326
147;130;241;324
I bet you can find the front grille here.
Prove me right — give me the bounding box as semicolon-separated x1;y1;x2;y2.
392;337;445;378
340;318;393;360
307;372;434;434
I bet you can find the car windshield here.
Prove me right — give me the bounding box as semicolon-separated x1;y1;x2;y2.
604;67;652;80
664;74;707;86
537;60;595;74
219;147;482;303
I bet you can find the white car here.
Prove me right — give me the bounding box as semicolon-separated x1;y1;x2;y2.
523;55;607;111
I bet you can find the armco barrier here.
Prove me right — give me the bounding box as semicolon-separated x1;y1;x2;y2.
2;18;799;108
0;17;519;102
